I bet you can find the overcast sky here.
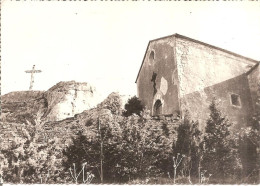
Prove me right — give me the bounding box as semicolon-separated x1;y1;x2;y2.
2;1;260;100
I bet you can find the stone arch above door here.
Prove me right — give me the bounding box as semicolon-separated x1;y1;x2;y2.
153;99;162;116
152;91;164;116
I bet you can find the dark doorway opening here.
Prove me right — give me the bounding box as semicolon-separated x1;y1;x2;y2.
153;99;162;116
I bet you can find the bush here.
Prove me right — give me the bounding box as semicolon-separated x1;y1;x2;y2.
117;114;174;181
172;112;201;181
97;92;123;115
238;89;260;184
62;131;100;183
238;126;260;184
201;100;241;182
0;123;63;184
62;112;122;184
123;96;144;117
62;109;175;183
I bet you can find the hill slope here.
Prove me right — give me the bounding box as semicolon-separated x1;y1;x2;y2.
1;81;101;124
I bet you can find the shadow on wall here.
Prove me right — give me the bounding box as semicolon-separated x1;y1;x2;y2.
180;74;254;129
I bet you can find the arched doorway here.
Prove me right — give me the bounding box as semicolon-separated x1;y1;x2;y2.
153;99;162;116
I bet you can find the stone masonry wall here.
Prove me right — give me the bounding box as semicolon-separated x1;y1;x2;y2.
247;65;260;112
137;36;180;116
175;37;257;129
180;74;253;129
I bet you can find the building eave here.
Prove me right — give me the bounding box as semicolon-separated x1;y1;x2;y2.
174;34;259;64
135;41;151;83
245;62;260;75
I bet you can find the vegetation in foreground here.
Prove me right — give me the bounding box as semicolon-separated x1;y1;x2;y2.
0;93;259;184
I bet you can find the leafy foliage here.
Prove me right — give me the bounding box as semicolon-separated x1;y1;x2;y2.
0;121;64;184
3;91;259;184
62;131;100;183
62;111;122;183
116;112;174;182
238;127;260;183
201;100;241;181
238;85;260;184
62;109;176;183
97;92;123;115
123;96;145;117
173;112;201;180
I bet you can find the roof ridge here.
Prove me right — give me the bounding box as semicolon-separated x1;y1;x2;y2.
174;33;259;63
135;33;259;83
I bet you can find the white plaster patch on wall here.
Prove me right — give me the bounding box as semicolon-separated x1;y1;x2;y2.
160;76;168;95
153;91;164;104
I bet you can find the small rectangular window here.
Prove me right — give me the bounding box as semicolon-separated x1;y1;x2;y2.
230;94;241;107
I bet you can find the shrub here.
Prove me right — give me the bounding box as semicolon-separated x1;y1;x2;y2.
62;112;122;184
117;114;173;181
238;126;260;184
123;96;144;117
0;123;63;184
62;131;100;183
201;99;241;182
97;92;123;115
172;112;201;182
62;109;175;183
238;90;260;184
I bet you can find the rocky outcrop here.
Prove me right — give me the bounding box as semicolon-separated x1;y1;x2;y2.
1;81;101;123
1;91;44;103
0;91;125;150
43;81;100;121
1;91;47;125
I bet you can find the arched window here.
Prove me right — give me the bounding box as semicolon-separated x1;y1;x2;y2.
149;50;155;60
153;99;162;116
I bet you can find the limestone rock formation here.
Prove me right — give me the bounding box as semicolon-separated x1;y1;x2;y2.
0;90;126;150
1;81;101;123
43;81;100;121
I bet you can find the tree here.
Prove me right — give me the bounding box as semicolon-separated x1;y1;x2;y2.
238;83;260;184
97;92;123;115
0;121;64;184
173;112;201;182
116;110;175;182
123;96;144;117
62;131;100;184
62;108;175;184
201;100;241;182
238;126;260;184
62;110;122;184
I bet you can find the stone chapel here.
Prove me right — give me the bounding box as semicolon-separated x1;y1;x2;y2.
136;34;260;129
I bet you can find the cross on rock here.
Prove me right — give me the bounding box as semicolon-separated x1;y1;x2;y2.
25;65;42;90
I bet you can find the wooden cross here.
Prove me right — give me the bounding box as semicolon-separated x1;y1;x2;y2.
25;65;42;90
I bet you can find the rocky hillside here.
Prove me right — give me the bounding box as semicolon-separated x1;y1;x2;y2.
1;81;101;124
43;81;101;121
1;91;47;125
0;89;126;151
0;81;133;152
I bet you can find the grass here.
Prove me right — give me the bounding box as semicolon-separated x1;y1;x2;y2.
128;177;192;184
128;176;247;184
